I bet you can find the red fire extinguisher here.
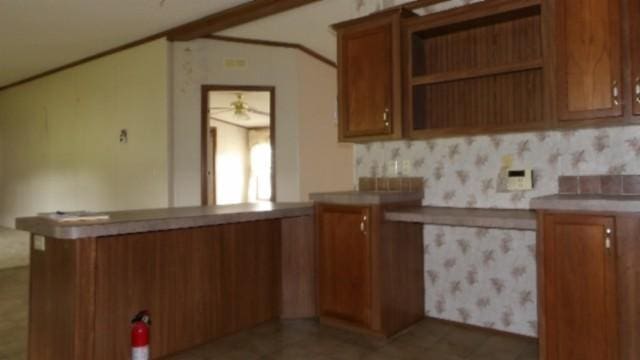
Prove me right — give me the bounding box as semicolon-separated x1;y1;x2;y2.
131;310;151;360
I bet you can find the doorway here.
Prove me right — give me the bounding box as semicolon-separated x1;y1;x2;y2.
201;85;275;205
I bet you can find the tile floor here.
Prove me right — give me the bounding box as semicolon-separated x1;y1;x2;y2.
0;266;538;359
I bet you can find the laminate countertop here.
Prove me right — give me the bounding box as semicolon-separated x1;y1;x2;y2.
15;202;313;240
309;191;423;205
530;194;640;213
385;206;537;230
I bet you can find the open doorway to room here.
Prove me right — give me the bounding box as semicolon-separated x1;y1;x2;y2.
201;85;275;206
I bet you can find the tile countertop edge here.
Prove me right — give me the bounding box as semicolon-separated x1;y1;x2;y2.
385;207;538;231
15;203;313;240
530;194;640;214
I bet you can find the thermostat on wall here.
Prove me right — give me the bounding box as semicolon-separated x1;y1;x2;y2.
507;169;533;191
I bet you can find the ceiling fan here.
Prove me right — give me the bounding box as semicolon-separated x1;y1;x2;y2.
208;93;270;122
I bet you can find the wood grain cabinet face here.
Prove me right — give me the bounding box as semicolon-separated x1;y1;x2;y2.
317;205;372;327
630;0;640;116
541;214;618;360
336;12;402;142
555;0;623;121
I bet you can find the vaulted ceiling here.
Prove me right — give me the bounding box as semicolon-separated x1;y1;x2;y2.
0;0;250;87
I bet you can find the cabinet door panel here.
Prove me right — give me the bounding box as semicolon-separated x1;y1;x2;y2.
318;205;371;326
543;214;618;360
630;0;640;115
556;0;622;120
340;23;393;137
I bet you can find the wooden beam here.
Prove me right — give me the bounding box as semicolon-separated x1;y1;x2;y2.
402;0;451;10
202;34;336;68
168;0;322;42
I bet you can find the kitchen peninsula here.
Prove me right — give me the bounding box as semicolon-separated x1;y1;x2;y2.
16;203;315;360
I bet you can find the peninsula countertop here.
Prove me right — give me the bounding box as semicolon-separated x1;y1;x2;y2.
15;202;313;240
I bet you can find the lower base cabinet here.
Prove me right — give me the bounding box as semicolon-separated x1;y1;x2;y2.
538;212;640;360
315;203;424;336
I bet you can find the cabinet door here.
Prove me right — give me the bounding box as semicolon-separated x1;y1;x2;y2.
338;15;398;140
318;205;371;327
555;0;623;121
542;214;618;360
630;0;640;115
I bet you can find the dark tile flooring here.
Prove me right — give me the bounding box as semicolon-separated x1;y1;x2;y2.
0;267;538;359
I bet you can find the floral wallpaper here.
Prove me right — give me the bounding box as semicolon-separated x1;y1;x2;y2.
352;0;640;339
424;226;537;336
355;126;640;338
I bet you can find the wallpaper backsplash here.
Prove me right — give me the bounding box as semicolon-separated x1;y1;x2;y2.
355;127;640;337
353;0;640;339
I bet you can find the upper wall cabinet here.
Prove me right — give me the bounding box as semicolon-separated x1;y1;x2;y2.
333;0;640;142
333;9;409;142
554;0;623;121
404;0;548;138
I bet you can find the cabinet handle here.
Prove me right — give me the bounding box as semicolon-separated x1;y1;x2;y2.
383;108;390;128
635;78;640;104
360;215;368;235
605;228;613;254
612;81;621;106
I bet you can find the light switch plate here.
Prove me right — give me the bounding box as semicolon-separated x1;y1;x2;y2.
506;169;533;191
402;160;411;176
33;235;46;251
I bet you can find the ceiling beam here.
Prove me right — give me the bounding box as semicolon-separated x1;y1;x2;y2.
167;0;322;42
202;34;336;68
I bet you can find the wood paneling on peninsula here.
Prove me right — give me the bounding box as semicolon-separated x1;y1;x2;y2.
23;210;314;360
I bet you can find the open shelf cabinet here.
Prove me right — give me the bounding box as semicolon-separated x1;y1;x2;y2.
405;0;547;137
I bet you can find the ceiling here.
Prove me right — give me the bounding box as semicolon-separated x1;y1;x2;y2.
0;0;250;87
208;91;270;128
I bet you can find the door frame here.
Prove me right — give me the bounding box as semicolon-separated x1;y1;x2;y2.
209;127;217;205
201;85;276;205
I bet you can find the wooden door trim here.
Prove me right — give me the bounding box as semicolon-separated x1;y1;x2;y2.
201;85;276;205
209;128;217;205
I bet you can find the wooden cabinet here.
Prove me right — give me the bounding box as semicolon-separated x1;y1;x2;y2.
554;0;623;121
539;212;640;360
318;205;372;327
405;1;547;137
333;9;407;142
315;203;424;336
331;0;640;141
629;0;640;116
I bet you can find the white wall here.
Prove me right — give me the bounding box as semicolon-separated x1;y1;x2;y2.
210;119;249;204
171;39;303;205
297;52;354;200
0;39;170;267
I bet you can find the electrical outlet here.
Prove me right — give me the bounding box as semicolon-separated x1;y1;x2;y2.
387;160;399;176
402;160;411;175
33;235;45;251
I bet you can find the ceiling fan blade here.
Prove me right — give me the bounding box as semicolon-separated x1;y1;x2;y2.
247;108;270;116
209;109;233;115
209;115;229;122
